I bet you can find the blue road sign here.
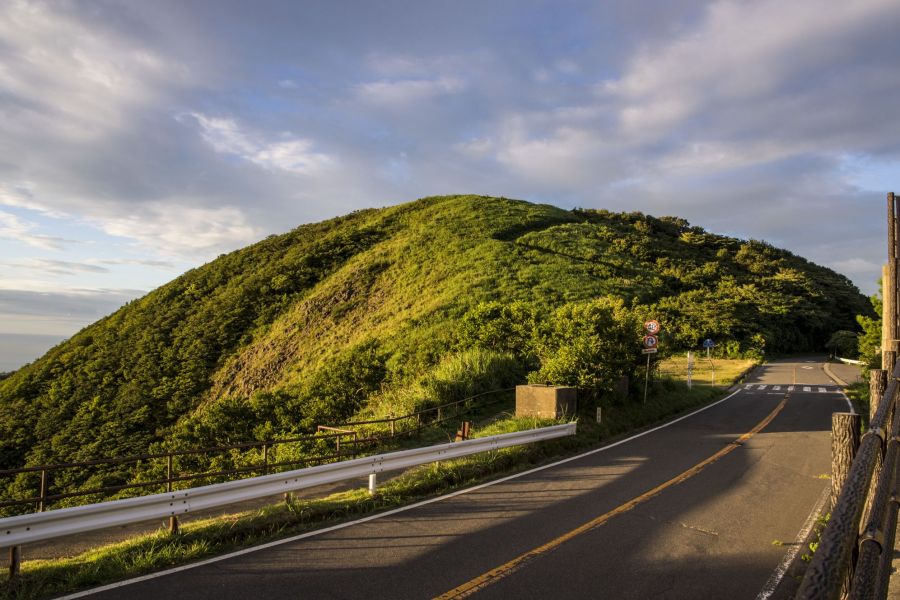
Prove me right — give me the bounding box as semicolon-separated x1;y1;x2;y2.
703;339;715;349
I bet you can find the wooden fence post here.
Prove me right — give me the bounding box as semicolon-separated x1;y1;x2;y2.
870;369;887;424
831;412;861;510
832;411;861;600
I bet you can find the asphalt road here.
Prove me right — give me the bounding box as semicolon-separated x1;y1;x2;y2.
77;357;850;600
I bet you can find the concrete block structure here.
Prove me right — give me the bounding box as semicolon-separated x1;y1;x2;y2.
515;385;577;419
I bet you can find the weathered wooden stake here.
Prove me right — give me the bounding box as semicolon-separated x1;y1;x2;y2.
831;412;861;511
455;421;471;442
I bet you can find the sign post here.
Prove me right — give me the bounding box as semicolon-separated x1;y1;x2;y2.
687;351;694;390
642;321;661;404
702;339;715;387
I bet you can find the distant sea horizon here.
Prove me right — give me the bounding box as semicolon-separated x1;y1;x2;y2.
0;333;67;373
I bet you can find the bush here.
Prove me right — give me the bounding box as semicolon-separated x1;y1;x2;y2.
529;297;641;392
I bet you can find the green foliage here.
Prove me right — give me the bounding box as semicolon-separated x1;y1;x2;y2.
457;301;539;358
857;286;883;370
529;298;641;391
0;195;872;506
826;330;859;358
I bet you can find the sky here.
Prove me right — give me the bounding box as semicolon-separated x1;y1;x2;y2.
1;0;899;371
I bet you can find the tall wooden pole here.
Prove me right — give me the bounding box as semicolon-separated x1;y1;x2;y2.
885;194;899;373
893;193;900;347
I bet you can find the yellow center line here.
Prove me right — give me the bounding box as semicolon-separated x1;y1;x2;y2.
433;395;789;600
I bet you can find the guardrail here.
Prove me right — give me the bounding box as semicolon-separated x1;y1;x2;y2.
0;423;575;549
1;388;516;516
0;431;357;514
795;192;900;600
835;356;865;366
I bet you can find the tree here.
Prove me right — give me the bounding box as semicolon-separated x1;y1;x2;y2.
529;297;641;392
826;330;859;359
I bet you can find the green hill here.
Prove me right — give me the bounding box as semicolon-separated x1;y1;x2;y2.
0;195;872;475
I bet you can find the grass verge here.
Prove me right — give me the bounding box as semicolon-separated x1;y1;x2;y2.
1;370;752;600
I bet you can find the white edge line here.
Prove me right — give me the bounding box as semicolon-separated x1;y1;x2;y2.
841;391;855;414
755;486;830;600
55;387;745;600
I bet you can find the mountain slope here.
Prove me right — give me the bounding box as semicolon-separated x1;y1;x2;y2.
0;195;871;471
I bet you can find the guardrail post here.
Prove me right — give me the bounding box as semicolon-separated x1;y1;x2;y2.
8;545;20;579
263;443;269;475
368;473;377;495
390;417;395;438
167;453;178;535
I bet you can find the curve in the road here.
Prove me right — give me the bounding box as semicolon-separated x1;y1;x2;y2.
434;396;788;599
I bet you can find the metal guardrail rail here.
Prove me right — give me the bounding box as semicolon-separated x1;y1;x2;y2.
0;388;516;515
795;192;900;600
0;423;575;548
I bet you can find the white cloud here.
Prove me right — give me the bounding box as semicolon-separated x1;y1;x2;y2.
2;258;110;276
95;202;260;258
355;77;465;107
830;258;882;279
0;0;186;141
604;0;900;142
0;210;71;250
99;258;176;269
188;112;336;175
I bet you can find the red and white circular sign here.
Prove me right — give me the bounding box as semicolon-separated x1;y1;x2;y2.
644;320;661;334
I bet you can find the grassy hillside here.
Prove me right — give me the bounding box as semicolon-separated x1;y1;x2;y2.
0;195;871;476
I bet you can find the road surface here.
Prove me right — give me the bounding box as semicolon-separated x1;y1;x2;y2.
75;357;850;600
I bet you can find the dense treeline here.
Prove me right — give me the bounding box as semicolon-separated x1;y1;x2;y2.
0;196;872;501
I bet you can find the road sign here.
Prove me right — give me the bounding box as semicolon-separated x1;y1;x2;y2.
641;348;658;354
703;339;715;349
643;335;658;349
644;320;661;334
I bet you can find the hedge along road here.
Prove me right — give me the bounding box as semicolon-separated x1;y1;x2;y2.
70;358;849;600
